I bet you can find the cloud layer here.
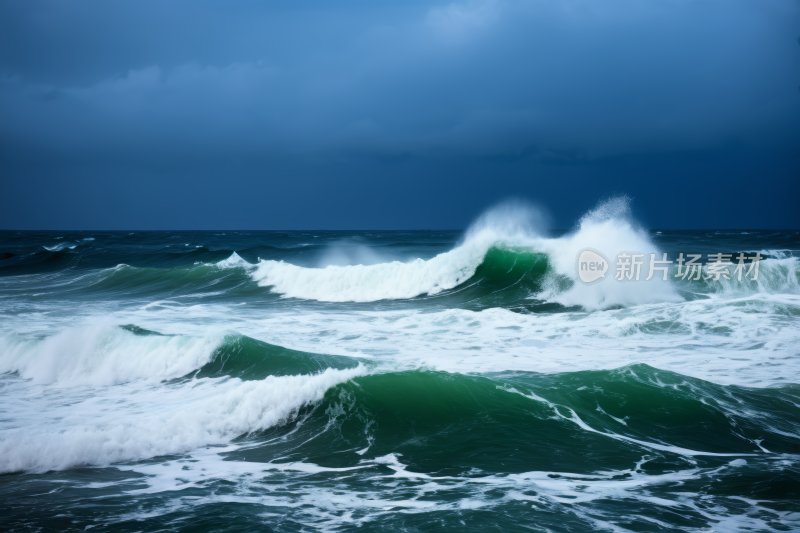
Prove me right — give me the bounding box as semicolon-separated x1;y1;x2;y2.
1;0;798;160
1;0;798;229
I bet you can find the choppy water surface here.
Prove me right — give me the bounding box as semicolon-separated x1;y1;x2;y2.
1;203;799;532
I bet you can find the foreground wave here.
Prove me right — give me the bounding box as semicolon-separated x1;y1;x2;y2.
1;327;798;530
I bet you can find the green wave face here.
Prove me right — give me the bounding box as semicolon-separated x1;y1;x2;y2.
191;334;362;381
193;364;798;531
237;365;800;470
117;325;361;380
472;246;549;290
425;246;553;310
117;326;800;467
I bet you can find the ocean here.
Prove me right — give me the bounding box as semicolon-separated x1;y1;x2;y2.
1;202;799;532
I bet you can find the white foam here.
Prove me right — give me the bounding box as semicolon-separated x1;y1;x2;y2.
23;275;796;387
215;251;252;269
43;242;77;251
0;323;223;386
247;202;537;302
226;295;800;386
537;198;682;309
0;364;366;473
80;446;798;532
707;253;800;298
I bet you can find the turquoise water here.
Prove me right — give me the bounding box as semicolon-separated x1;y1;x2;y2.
1;205;799;532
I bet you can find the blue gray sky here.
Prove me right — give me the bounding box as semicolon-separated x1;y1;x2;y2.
1;0;798;229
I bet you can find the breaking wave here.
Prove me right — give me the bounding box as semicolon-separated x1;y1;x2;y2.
0;324;366;473
238;199;798;308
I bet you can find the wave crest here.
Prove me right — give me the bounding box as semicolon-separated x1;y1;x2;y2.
245;199;680;308
0;324;223;386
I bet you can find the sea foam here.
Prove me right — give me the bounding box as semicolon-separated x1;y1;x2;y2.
0;361;365;473
0;324;223;386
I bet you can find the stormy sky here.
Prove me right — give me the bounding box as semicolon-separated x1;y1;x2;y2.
1;0;798;229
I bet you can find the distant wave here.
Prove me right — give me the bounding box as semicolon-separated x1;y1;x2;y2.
237;199;679;308
6;201;797;310
218;200;798;309
43;242;77;252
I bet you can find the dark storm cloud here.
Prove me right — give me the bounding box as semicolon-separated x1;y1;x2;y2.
1;0;799;230
1;0;798;161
